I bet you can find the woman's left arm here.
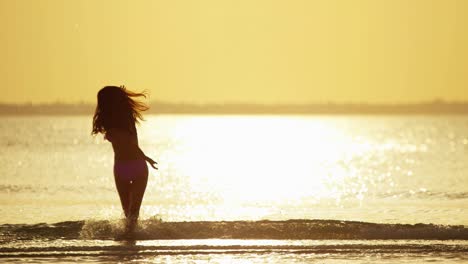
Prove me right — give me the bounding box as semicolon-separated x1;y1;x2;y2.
138;147;158;170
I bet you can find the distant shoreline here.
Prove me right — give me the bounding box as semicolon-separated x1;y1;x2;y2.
1;101;468;115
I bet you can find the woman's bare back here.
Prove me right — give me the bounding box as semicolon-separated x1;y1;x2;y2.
105;128;144;161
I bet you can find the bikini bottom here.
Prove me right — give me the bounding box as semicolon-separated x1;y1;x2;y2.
114;159;148;182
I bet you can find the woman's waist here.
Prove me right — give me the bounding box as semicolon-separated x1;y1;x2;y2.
114;159;146;166
114;152;145;162
112;147;144;161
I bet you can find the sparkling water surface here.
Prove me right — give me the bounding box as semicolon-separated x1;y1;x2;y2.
1;115;467;225
1;115;468;263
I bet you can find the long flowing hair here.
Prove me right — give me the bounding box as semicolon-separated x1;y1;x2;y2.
92;85;149;135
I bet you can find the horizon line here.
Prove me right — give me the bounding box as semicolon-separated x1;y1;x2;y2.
1;99;468;115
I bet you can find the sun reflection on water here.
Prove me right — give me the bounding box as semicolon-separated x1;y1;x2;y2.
130;115;468;223
141;115;375;219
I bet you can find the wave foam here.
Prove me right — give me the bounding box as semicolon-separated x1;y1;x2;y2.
1;219;467;242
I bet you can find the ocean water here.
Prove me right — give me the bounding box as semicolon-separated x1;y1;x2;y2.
1;114;467;263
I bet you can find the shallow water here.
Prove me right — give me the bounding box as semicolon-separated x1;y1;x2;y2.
1;238;468;263
1;219;466;263
1;114;468;262
1;114;467;224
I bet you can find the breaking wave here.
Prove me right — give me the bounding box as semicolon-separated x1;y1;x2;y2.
1;219;467;241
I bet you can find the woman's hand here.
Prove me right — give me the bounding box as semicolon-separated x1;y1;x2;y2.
145;156;158;170
138;147;158;170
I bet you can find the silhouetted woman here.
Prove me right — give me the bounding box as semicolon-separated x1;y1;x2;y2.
92;86;157;234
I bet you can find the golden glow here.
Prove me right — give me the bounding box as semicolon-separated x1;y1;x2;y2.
144;116;357;219
1;0;467;103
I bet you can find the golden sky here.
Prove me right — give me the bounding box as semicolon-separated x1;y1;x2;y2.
1;0;467;104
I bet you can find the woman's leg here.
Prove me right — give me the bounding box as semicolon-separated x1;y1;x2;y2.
114;176;131;218
127;164;148;230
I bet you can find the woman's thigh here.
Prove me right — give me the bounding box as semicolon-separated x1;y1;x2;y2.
129;164;148;208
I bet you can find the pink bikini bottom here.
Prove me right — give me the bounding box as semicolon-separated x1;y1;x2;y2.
114;159;148;182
